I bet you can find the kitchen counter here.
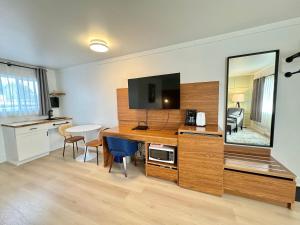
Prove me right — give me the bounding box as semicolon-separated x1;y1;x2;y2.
1;117;72;128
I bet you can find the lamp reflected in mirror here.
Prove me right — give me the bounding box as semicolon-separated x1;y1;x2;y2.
232;93;245;108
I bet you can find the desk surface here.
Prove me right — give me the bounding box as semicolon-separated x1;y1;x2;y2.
178;124;223;136
102;126;178;146
102;125;223;146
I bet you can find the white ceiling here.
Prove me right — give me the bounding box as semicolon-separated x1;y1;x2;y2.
229;52;276;77
1;0;300;69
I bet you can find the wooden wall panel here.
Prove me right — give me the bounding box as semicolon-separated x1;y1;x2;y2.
117;81;219;129
224;144;271;156
180;81;219;125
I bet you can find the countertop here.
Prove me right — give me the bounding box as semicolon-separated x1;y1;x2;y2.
178;124;223;136
1;117;72;128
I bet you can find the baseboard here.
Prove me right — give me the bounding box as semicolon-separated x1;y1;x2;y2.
8;152;49;166
296;186;300;202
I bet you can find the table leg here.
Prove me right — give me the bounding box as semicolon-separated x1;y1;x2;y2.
76;131;96;162
102;136;111;167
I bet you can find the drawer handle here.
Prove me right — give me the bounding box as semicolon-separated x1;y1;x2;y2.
30;127;38;130
53;121;70;126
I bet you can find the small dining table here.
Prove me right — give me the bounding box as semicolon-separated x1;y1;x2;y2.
66;124;102;162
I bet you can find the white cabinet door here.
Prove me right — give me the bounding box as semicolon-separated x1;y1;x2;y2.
16;130;50;161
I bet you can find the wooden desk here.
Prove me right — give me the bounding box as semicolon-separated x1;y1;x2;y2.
102;126;178;167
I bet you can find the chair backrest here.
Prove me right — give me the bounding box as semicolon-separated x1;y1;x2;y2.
97;127;109;141
106;136;138;157
228;108;244;116
58;124;72;138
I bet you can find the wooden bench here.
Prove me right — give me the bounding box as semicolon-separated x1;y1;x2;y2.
224;145;296;209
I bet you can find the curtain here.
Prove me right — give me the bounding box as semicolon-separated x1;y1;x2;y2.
0;64;39;117
36;68;51;116
261;75;274;130
250;77;265;122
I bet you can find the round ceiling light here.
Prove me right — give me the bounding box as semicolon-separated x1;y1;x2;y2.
89;40;109;52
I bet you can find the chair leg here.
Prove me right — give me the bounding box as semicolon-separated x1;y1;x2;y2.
134;154;137;166
84;146;88;162
63;142;66;157
109;155;114;173
76;142;78;153
123;157;127;177
96;147;99;166
72;143;75;159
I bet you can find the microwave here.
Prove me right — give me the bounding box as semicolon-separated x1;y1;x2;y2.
148;144;176;164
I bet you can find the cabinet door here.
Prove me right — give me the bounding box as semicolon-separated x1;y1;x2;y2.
178;133;224;196
16;130;50;161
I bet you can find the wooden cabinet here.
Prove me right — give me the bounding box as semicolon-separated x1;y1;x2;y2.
224;170;296;207
146;164;178;182
178;133;224;196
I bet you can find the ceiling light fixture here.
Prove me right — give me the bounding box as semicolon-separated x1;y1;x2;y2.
89;40;109;52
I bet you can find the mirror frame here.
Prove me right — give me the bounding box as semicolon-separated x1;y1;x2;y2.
224;50;279;147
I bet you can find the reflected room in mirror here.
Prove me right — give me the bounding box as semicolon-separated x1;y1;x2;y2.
225;50;279;147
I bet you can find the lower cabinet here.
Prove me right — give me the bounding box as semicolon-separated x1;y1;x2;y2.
3;125;50;165
16;130;50;161
146;163;178;182
178;133;224;196
224;169;296;207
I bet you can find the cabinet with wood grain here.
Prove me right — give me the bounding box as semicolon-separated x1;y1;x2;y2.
178;129;224;196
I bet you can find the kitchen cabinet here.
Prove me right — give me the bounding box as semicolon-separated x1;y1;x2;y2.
2;119;71;165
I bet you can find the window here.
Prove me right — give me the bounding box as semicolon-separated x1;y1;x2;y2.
0;64;40;117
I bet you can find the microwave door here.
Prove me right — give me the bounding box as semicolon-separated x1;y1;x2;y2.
149;149;174;164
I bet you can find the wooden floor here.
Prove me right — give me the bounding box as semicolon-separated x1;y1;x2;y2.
0;148;299;225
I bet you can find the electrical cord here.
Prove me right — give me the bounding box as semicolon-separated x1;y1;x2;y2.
149;110;170;131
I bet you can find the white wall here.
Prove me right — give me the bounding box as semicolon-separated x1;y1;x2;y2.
57;19;299;184
0;69;60;162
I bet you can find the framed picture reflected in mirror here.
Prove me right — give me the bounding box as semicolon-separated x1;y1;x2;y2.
225;50;279;147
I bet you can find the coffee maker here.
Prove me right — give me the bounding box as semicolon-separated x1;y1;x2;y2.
185;109;197;126
48;109;54;120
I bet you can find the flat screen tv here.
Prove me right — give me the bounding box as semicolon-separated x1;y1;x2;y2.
128;73;180;109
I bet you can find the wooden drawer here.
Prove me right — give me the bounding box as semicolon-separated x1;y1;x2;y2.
224;169;296;205
146;164;178;182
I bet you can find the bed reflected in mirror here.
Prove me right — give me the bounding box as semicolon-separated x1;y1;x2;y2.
225;50;279;147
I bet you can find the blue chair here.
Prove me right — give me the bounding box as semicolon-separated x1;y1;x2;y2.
106;137;138;177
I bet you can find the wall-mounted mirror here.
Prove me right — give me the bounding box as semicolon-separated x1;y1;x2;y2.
225;50;279;147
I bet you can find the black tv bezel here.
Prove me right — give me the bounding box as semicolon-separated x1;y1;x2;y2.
128;73;180;110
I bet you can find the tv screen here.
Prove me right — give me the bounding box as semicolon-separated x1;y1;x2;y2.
128;73;180;109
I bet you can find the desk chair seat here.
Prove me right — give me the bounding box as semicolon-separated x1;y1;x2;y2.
58;124;85;159
84;128;108;165
65;136;85;143
106;136;138;177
